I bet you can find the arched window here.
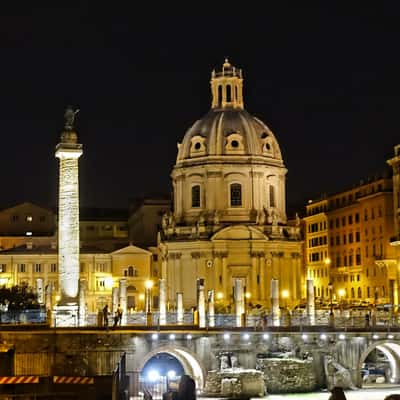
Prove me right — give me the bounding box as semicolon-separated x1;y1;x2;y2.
128;266;134;277
269;185;276;208
357;287;362;298
226;85;231;102
351;287;355;298
218;85;223;106
230;183;242;207
191;185;200;208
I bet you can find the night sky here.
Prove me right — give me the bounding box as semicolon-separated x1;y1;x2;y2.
1;4;400;216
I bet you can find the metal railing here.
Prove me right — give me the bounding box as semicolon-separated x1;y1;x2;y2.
2;308;400;330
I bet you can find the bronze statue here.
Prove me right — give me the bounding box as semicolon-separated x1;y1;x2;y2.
64;106;80;130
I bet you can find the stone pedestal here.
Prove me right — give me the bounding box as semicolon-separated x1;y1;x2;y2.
53;303;79;327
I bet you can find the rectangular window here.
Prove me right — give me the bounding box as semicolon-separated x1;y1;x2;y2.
336;236;340;245
191;185;201;208
356;232;360;242
343;234;346;245
356;254;361;265
35;263;41;273
0;264;6;273
96;263;107;273
230;183;242;206
335;218;339;228
50;263;57;273
349;233;353;243
342;217;346;226
18;263;26;273
80;263;85;273
348;215;353;224
355;213;360;223
349;255;353;266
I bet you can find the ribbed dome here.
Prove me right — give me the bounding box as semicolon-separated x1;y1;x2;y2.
176;108;283;163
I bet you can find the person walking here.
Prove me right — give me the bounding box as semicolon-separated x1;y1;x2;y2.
102;304;109;328
117;304;123;326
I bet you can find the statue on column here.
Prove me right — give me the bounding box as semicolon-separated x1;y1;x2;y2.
64;106;80;130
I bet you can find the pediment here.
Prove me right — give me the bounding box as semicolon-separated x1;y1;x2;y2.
211;225;268;241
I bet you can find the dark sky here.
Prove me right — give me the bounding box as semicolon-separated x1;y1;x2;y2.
1;4;400;215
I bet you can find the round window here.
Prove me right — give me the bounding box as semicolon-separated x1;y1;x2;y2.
194;142;201;150
231;140;239;148
265;143;271;151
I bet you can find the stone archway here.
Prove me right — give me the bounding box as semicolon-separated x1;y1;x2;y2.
138;345;206;390
358;340;400;387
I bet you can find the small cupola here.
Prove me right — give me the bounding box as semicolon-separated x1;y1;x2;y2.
210;58;244;110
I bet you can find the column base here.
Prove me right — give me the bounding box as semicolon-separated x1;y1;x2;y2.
53;303;79;327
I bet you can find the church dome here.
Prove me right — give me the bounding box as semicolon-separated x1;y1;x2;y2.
176;59;283;165
171;60;288;226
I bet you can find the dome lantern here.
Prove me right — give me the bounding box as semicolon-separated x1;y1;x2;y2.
210;58;244;110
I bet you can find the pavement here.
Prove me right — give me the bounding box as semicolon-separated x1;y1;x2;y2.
132;386;400;400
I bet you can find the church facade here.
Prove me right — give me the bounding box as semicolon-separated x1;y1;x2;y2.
158;60;303;310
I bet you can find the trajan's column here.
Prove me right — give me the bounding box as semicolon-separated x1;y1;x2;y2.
54;106;83;326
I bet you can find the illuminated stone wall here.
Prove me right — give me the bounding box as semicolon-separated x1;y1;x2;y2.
56;150;82;302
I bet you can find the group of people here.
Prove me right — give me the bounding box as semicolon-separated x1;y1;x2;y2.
102;304;123;328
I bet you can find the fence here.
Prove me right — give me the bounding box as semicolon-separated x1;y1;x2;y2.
2;308;399;330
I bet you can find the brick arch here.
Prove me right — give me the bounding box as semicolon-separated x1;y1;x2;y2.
357;340;400;387
138;344;206;390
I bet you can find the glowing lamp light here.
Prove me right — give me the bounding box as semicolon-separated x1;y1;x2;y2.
186;334;192;340
282;290;289;299
320;334;327;340
139;294;145;301
263;333;269;340
338;289;345;298
373;334;379;340
388;334;394;339
324;258;331;266
148;370;160;382
339;334;346;340
245;292;251;299
55;294;61;302
243;333;250;340
167;370;176;379
26;231;32;236
216;292;223;300
0;278;8;286
169;334;175;340
145;280;154;289
302;334;308;341
151;333;158;340
223;333;230;340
